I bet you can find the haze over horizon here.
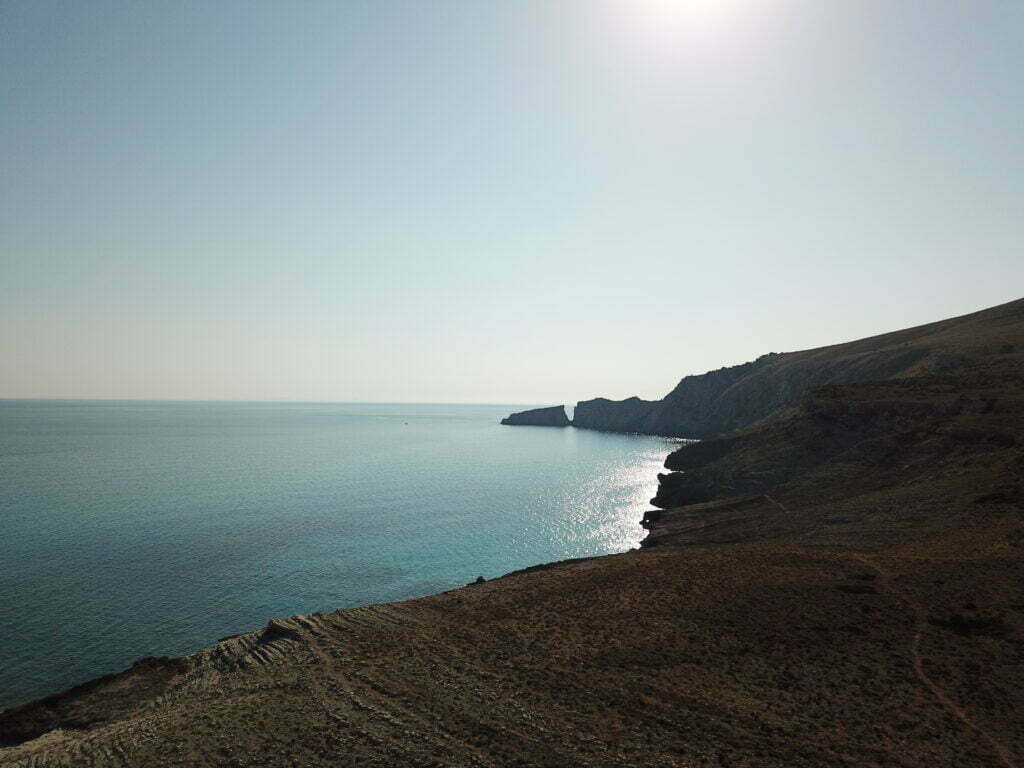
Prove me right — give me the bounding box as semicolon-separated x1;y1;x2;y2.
3;1;1022;404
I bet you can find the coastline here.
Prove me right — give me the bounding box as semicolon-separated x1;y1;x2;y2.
0;401;669;714
4;496;1021;764
2;297;1022;766
0;543;644;726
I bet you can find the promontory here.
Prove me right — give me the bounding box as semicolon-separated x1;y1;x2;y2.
500;405;570;427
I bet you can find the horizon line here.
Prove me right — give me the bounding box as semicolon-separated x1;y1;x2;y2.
0;396;564;407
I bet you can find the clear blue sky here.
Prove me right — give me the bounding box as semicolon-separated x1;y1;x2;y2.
2;0;1022;403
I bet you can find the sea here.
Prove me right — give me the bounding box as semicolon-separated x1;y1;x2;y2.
0;399;680;710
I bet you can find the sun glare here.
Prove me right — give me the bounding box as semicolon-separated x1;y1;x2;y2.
640;0;745;39
645;0;734;21
604;0;761;71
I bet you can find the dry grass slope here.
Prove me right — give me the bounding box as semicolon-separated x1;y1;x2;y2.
2;517;1021;767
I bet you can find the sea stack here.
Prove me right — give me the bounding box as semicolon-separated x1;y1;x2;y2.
500;405;571;427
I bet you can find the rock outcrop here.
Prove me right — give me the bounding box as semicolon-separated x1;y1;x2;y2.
500;405;570;427
648;367;1024;514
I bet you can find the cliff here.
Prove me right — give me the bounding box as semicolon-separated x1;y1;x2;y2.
644;297;1024;532
573;297;1024;438
571;396;657;432
500;405;570;427
647;368;1023;519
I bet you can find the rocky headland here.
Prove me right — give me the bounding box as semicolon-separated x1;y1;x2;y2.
500;405;570;427
3;297;1023;767
532;299;1020;439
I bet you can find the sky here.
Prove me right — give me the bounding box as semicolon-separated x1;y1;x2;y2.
2;0;1022;404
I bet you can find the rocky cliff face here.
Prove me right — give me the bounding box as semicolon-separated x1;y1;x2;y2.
572;298;1024;438
500;405;570;427
643;363;1024;548
573;358;774;438
645;298;1024;516
571;396;657;432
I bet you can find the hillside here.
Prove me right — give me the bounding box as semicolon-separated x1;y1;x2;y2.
574;297;1024;438
2;297;1023;767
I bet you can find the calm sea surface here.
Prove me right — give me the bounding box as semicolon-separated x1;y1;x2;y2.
0;400;679;709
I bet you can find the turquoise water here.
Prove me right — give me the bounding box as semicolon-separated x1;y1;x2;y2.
0;400;677;709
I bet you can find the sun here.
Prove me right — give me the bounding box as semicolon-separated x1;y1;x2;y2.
639;0;744;34
644;0;733;19
604;0;755;67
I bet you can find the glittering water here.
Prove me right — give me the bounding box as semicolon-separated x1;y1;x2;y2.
0;400;679;709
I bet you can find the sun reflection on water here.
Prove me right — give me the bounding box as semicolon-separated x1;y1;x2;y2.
554;440;692;558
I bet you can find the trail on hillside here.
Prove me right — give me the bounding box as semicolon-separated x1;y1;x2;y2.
854;555;1017;768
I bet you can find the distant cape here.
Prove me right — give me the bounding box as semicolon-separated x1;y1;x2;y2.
504;297;1024;439
500;405;570;427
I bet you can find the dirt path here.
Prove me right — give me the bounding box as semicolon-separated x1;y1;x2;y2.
739;493;1015;765
854;555;1018;768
